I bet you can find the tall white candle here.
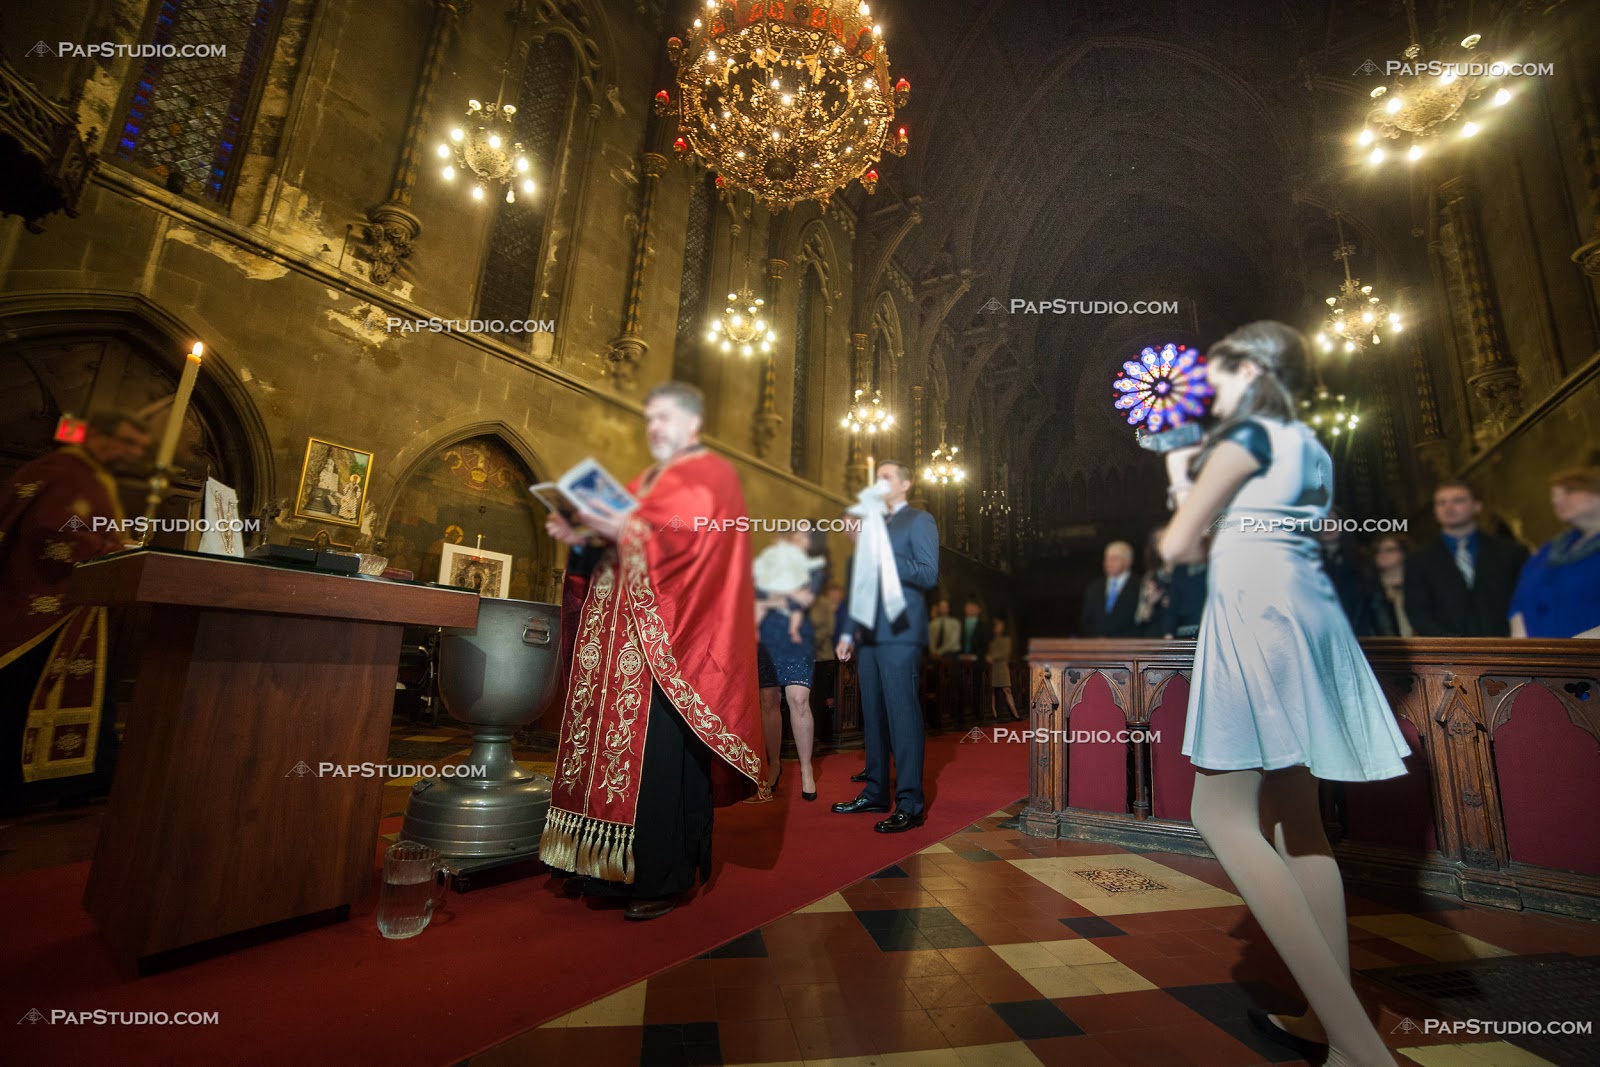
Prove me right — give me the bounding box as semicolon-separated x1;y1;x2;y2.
867;454;875;484
156;342;203;469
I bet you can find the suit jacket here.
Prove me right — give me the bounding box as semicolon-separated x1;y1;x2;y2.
958;614;991;657
1404;532;1528;637
842;504;940;647
927;615;961;656
1080;573;1142;638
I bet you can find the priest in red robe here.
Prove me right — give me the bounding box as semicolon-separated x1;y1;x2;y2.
1;411;150;815
540;381;765;921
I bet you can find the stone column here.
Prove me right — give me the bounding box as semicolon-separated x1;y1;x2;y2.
910;384;926;509
606;151;669;390
1437;177;1522;446
1566;42;1600;277
752;258;787;456
1397;285;1451;481
846;332;869;494
363;0;471;284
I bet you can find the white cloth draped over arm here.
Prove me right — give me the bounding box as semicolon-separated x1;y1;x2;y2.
846;480;906;630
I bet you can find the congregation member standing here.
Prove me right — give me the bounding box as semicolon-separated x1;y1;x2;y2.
1403;480;1527;636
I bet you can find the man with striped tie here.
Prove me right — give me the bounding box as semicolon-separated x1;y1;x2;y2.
1404;480;1528;636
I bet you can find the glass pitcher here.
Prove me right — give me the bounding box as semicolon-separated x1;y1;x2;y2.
377;841;449;939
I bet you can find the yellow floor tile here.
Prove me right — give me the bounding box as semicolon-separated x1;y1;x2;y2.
1076;961;1158;994
543;981;646;1028
1390;933;1514;961
1397;1042;1558;1066
1016;964;1103;999
991;942;1064;971
1040;939;1117;966
920;841;955;854
796;891;852;914
954;1041;1045;1065
1350;913;1451;938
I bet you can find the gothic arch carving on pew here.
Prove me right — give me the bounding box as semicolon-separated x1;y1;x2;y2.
1480;676;1600;741
1063;667;1131;718
1376;671;1431;746
1029;665;1061;720
1141;667;1190;713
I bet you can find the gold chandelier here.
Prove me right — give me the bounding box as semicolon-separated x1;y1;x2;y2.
923;428;965;486
654;0;909;208
1355;4;1512;165
1301;384;1361;441
841;388;893;434
437;7;535;204
978;488;1010;516
1315;217;1399;356
707;288;773;357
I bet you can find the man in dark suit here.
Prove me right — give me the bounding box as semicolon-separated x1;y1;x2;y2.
1080;541;1142;637
957;597;992;722
1404;479;1528;636
833;461;940;833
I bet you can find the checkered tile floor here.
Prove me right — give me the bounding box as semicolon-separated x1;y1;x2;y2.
467;801;1600;1066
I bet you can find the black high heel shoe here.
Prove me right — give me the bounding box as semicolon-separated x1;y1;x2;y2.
1246;1009;1328;1058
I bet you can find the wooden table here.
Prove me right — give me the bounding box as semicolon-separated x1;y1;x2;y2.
69;549;479;967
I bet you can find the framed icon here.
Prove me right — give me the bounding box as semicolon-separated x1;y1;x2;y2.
295;437;373;528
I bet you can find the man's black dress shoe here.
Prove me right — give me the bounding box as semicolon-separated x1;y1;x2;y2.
850;769;868;782
1246;1009;1328;1057
831;794;890;814
623;896;677;921
874;810;925;833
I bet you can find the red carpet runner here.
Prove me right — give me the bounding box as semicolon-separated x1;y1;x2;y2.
2;730;1025;1066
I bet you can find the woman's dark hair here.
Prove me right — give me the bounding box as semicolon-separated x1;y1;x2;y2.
1190;320;1307;478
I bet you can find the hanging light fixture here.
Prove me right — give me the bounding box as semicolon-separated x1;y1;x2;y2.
978;488;1010;516
923;427;965;486
1301;383;1361;441
1314;215;1400;356
706;205;776;357
1354;2;1506;164
655;0;909;208
840;388;894;434
438;3;535;204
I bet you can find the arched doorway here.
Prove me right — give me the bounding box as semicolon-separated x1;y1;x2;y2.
383;434;557;603
0;303;269;545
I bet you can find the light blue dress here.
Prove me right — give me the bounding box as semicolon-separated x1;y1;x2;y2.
1182;417;1409;782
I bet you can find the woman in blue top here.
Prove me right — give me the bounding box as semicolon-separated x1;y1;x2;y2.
1161;322;1407;1067
1509;467;1600;639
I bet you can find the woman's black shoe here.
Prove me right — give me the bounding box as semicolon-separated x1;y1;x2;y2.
1246;1009;1328;1057
802;789;817;801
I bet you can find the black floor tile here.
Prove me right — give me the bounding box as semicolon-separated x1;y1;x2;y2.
957;849;1002;862
991;998;1085;1040
1165;982;1304;1063
697;929;767;959
855;906;983;951
1060;916;1127;938
871;863;911;878
639;1022;722;1067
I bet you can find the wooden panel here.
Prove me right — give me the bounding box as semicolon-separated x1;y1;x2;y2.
84;606;400;959
69;549;479;628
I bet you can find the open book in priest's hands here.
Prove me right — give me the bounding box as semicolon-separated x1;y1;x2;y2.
528;457;639;537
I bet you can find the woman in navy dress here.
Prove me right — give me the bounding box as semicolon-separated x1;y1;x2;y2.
1160;322;1406;1067
1509;467;1600;639
752;531;828;800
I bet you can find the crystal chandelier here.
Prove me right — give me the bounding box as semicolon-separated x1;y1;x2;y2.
1301;384;1361;441
1315;217;1399;356
654;0;910;208
1355;3;1511;165
707;288;774;357
841;388;893;434
437;10;535;204
923;428;965;486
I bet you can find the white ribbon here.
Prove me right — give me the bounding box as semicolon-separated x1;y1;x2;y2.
846;479;906;631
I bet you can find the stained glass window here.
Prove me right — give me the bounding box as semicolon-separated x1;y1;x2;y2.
114;0;282;202
476;34;577;345
791;268;821;476
672;171;717;383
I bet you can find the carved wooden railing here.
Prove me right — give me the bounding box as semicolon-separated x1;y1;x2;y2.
1024;638;1600;917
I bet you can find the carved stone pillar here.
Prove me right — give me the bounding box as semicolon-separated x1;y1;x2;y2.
1566;43;1600;276
752;257;787;455
1398;286;1451;481
606;151;669;390
955;482;969;553
1438;177;1522;446
846;332;869;494
364;0;471;284
910;384;926;509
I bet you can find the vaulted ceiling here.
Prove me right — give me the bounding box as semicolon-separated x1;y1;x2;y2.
876;0;1431;477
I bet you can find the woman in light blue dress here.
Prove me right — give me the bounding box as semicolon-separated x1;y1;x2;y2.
1160;322;1407;1067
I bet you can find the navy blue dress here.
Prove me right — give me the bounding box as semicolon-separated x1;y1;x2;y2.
756;570;824;688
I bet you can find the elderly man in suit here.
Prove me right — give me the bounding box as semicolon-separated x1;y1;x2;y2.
1080;541;1142;637
833;461;940;833
1405;479;1528;636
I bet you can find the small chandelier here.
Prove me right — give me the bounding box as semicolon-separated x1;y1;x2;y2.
707;288;774;357
841;388;893;434
978;488;1010;516
923;427;965;486
655;0;910;208
1315;217;1399;356
438;9;536;204
1301;384;1361;441
1355;5;1510;165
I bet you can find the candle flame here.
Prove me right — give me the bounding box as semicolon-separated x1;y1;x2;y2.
191;342;204;360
